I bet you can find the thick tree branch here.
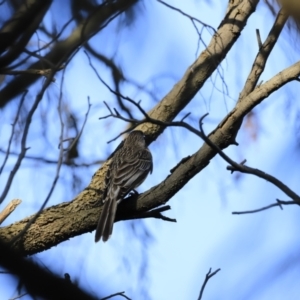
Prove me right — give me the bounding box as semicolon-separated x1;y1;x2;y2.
0;199;21;225
137;0;259;139
0;56;299;255
157;0;216;44
99;65;300;204
0;1;263;255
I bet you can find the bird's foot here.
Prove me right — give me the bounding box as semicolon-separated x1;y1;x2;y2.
126;189;139;200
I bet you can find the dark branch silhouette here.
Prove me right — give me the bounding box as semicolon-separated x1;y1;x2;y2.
198;268;221;300
232;199;298;215
0;240;100;300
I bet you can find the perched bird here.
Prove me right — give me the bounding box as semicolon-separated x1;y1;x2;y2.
95;130;153;242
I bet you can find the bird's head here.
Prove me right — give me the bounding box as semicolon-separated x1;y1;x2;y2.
124;130;146;147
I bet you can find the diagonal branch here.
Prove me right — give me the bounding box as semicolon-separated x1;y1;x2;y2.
0;1;266;255
98;66;300;205
239;8;288;100
0;199;21;225
86;0;259;142
1;55;299;255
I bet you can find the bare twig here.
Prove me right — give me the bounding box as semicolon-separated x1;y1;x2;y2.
256;29;263;48
0;148;103;167
157;0;216;56
88;71;205;143
101;291;131;300
232;199;297;215
0;92;26;176
198;268;221;300
9;293;28;300
0;73;54;205
85;44;135;119
23;49;57;69
0;65;64;81
198;115;300;204
59;97;92;153
123;205;176;222
157;0;215;31
0;199;22;225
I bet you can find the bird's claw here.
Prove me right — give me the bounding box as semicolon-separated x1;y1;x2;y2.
129;189;139;197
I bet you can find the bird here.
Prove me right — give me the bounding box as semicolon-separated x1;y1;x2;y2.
95;130;153;242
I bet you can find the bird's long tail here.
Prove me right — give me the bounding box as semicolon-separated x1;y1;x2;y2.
95;197;118;242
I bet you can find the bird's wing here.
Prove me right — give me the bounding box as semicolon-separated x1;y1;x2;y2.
112;148;152;196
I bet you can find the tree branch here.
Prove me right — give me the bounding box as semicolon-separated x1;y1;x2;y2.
97;73;300;206
197;268;221;300
232;199;298;215
0;199;21;225
101;291;131;300
86;0;259;142
1;53;300;255
123;205;176;222
0;92;26;176
0;72;56;205
239;8;288;100
0;1;267;255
